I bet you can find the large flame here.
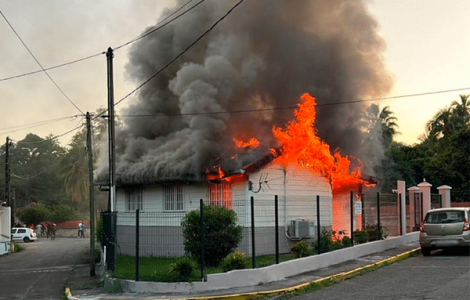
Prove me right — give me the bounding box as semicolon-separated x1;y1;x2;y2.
273;93;364;195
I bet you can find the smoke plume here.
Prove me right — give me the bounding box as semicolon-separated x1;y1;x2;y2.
110;0;393;184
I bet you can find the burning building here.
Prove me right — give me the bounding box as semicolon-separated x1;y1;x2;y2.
98;0;393;256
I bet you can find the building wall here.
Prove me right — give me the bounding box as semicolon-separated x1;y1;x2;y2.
246;162;333;228
114;162;333;257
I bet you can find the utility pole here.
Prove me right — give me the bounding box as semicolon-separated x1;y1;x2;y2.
106;47;115;212
5;137;12;228
86;112;96;277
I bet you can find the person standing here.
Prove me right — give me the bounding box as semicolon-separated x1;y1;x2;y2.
35;223;42;238
78;221;86;238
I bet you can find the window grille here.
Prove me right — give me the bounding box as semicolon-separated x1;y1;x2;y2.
163;184;184;211
208;181;232;209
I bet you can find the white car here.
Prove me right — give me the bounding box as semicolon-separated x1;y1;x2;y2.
11;227;37;243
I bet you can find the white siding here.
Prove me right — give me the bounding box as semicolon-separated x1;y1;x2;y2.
246;162;333;228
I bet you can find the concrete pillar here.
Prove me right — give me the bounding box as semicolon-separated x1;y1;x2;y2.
407;186;419;231
397;180;406;235
437;185;452;208
418;179;432;215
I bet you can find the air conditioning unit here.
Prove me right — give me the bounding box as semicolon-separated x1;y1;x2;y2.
289;220;311;239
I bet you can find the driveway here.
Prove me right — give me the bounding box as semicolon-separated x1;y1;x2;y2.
0;236;91;300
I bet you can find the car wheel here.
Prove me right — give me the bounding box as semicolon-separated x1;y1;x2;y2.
23;237;30;243
421;247;431;256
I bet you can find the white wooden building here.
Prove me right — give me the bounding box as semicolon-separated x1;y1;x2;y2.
114;155;334;257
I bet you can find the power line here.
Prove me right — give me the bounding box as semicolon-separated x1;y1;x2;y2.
10;123;85;146
0;10;85;115
11;171;48;180
0;0;203;83
0;52;103;82
114;0;204;51
0;116;78;132
117;87;470;118
0;116;79;137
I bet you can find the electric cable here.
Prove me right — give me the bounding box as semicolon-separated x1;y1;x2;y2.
117;87;470;118
0;0;204;83
0;10;85;115
114;0;203;51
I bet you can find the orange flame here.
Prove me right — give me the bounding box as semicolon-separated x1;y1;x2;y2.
273;93;364;195
233;137;260;148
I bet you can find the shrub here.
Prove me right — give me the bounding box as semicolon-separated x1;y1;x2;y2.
313;228;333;253
96;217;103;247
354;229;369;244
342;236;351;247
221;251;248;272
169;256;197;278
291;240;312;258
181;205;243;267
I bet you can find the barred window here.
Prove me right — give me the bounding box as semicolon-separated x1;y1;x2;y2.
163;184;184;211
125;187;143;211
208;181;232;209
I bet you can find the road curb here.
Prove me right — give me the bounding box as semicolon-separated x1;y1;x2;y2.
173;247;422;300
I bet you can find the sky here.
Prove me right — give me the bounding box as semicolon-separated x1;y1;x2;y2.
0;0;469;148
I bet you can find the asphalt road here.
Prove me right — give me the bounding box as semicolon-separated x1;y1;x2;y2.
283;248;470;300
0;236;91;300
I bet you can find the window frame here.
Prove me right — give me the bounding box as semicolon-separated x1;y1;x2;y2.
125;186;143;211
163;183;184;211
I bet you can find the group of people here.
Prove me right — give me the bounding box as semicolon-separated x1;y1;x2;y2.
35;222;57;239
33;221;86;238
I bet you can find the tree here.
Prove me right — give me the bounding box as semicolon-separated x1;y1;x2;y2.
8;134;66;207
361;104;399;148
19;204;51;225
425;94;470;147
58;108;111;211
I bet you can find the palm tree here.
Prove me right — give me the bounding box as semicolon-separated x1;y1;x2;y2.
58;130;88;204
426;94;470;143
451;94;470;129
361;104;399;147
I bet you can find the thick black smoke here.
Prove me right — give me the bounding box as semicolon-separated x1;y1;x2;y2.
109;0;393;184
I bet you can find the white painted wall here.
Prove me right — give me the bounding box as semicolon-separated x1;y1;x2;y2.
246;162;333;228
115;162;333;229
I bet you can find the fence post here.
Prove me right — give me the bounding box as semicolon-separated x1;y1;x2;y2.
316;195;321;254
350;191;354;246
251;196;256;268
135;209;139;281
199;199;205;281
377;192;381;240
275;195;279;264
361;193;365;230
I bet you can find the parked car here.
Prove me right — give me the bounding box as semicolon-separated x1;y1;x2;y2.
419;208;470;256
11;227;37;243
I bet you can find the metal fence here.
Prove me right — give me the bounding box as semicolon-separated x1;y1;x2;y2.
101;191;408;281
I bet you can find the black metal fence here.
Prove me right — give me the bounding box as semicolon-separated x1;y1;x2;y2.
101;191;411;281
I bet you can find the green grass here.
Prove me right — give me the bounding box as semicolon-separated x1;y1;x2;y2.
14;243;24;253
114;253;296;282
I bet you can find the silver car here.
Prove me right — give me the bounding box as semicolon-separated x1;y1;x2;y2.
419;207;470;256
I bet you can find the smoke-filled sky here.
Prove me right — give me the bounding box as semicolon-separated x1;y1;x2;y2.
0;0;469;182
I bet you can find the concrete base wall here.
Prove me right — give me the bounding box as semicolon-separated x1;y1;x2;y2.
106;232;419;293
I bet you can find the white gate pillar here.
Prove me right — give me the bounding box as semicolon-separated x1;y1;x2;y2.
397;180;406;235
437;185;452;208
407;186;419;231
418;179;432;215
